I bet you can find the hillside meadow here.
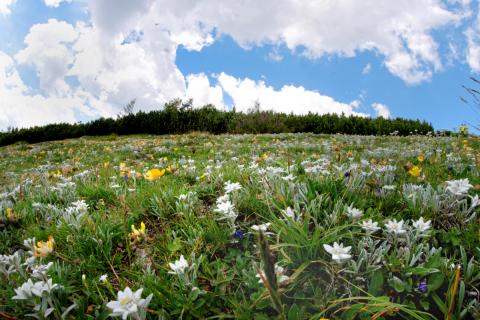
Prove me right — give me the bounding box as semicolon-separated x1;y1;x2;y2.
0;132;479;319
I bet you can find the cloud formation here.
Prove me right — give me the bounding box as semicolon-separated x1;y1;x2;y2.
0;0;477;129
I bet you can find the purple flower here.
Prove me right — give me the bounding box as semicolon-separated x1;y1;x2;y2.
233;230;245;239
447;165;453;171
418;279;428;294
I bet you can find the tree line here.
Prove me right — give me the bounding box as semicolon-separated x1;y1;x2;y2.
0;99;434;146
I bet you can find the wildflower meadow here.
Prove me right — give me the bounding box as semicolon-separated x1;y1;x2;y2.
1;132;479;319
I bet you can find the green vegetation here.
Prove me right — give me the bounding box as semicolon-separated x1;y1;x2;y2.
0;100;433;146
0;132;479;319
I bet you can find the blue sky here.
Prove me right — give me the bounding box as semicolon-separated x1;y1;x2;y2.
1;0;480;131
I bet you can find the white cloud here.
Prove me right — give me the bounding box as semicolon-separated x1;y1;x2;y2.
0;51;107;129
44;0;71;8
372;103;392;119
217;73;368;117
362;63;372;75
0;0;16;15
1;1;477;129
185;73;224;108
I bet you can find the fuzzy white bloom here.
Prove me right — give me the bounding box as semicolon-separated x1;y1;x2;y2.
412;217;431;234
323;242;352;263
168;255;189;275
106;287;152;320
214;200;237;219
257;264;290;283
360;219;380;234
99;274;108;283
224;181;242;194
446;179;472;196
385;219;407;235
346;206;363;220
30;262;53;279
281;174;295;181
13;278;58;300
216;194;230;205
250;223;271;232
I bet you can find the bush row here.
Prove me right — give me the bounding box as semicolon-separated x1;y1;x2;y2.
0;100;434;146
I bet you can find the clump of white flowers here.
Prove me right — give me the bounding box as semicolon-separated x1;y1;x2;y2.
323;242;352;263
385;219;407;236
107;287;152;320
346;205;363;220
13;278;60;318
360;219;380;234
214;182;242;228
446;178;472;196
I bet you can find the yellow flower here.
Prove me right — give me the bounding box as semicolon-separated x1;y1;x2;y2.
34;236;55;257
6;207;18;222
129;222;147;242
144;168;165;181
408;165;421;177
417;153;425;162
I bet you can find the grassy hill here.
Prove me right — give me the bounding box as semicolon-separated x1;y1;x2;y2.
0;132;479;319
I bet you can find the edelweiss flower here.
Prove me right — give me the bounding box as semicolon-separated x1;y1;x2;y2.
168;255;189;275
412;217;431;234
323;242;352;263
107;287;153;320
13;278;58;300
224;181;242;194
34;236;55;258
385;219;406;235
446;179;472;196
257;264;290;284
360;219;380;234
346;206;363;220
250;223;271;233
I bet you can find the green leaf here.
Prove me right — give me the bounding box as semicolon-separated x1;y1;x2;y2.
389;276;405;293
405;267;440;276
428;272;445;291
369;270;384;295
287;304;301;320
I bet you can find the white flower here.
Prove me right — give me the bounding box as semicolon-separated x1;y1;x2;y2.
360;219;380;234
281;174;295;181
446;179;472;196
257;264;290;284
214;200;238;223
99;274;108;283
224;181;242;194
168;255;189;275
30;262;53;279
385;219;407;235
412;217;431;234
251;223;271;232
216;194;230;204
346;206;363;220
13;278;58;300
12;279;35;300
323;242;352;263
107;287;152;320
470;195;480;208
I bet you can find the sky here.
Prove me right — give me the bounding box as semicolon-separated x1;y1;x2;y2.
1;0;480;132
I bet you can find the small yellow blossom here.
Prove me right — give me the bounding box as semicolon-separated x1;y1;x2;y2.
418;153;425;162
408;165;422;177
129;222;147;242
144;168;165;181
34;236;55;257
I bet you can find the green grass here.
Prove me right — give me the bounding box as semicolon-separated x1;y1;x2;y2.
0;132;479;319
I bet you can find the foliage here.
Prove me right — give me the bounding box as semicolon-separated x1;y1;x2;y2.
0;100;434;146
